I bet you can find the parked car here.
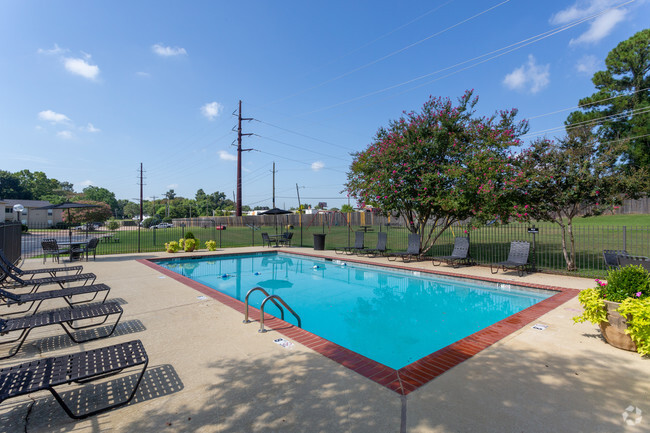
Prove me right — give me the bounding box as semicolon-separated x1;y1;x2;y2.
152;223;174;229
73;223;100;231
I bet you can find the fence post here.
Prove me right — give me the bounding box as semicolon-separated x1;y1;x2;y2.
623;226;627;251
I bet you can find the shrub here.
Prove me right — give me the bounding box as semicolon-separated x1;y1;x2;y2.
602;265;650;302
205;240;217;251
184;238;196;252
107;220;120;231
165;241;180;253
184;231;196;239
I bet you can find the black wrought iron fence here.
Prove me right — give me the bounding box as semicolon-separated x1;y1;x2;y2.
12;218;650;278
0;222;22;264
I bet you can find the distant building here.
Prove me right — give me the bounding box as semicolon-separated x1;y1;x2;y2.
0;199;63;226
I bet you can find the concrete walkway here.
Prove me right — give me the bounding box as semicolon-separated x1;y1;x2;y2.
0;247;648;433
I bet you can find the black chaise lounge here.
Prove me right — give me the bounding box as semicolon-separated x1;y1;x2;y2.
0;301;123;359
387;233;421;262
603;249;628;271
617;254;650;272
336;231;367;255
0;260;96;293
0;283;111;316
363;232;388;258
0;249;83;281
432;237;472;268
0;339;148;419
490;241;531;277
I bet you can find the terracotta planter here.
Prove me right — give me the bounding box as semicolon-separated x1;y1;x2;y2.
599;300;636;352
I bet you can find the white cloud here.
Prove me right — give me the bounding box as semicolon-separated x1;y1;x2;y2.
64;57;100;80
571;9;626;45
167;183;178;189
152;44;187;57
503;55;550;94
311;161;325;171
550;1;627;45
80;180;94;187
219;150;237;161
136;71;151;78
84;123;101;133
38;110;70;124
201;102;223;121
57;130;74;139
37;43;66;55
576;54;600;75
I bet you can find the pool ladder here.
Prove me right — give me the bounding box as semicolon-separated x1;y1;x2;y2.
243;287;302;333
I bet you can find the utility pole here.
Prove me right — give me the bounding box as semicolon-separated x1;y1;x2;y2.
151;195;157;218
139;163;144;224
235;100;253;216
272;162;276;209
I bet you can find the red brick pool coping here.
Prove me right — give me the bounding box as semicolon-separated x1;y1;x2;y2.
139;252;579;395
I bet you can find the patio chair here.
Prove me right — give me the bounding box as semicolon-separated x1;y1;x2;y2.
0;249;83;281
617;254;650;272
603;249;628;271
261;232;273;248
0;283;111;316
0;301;123;359
335;231;366;255
0;260;96;293
41;239;70;264
490;241;531;277
387;233;421;262
432;237;472;268
363;232;388;258
278;232;294;247
0;339;148;419
71;237;100;261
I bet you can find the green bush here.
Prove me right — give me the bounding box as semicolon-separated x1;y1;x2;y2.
107;220;120;231
184;231;196;239
603;265;650;302
184;238;196;252
205;240;217;251
165;241;180;253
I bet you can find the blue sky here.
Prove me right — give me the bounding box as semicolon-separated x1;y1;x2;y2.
1;0;648;210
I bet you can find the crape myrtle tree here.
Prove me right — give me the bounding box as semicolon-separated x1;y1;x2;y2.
345;91;529;254
517;127;644;271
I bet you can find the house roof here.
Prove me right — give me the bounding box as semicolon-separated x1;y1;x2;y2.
1;199;55;208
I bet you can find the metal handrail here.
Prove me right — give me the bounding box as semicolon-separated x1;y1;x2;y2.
259;295;302;333
243;287;284;323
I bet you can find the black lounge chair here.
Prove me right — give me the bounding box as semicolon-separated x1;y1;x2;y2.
603;249;628;271
336;231;366;255
0;260;96;293
0;301;123;359
0;339;148;419
432;237;472;268
41;239;70;264
617;254;650;272
71;237;100;261
387;233;421;262
490;241;531;277
0;249;83;281
364;232;388;258
0;283;111;316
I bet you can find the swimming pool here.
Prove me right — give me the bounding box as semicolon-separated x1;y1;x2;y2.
154;252;554;370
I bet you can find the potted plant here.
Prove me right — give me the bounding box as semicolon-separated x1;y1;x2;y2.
574;264;650;355
205;240;217;251
184;238;197;252
165;241;180;253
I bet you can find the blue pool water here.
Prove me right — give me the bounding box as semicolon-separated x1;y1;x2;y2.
156;252;553;369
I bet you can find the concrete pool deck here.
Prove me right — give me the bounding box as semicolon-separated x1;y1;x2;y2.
1;247;648;432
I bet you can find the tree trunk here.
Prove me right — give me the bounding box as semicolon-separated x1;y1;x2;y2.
567;221;577;271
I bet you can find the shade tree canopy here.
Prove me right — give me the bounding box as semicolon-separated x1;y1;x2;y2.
345;91;529;253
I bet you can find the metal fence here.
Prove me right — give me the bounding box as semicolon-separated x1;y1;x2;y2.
12;217;650;278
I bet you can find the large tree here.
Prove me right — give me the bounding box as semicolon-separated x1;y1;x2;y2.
518;128;645;271
82;186;118;213
345;91;529;253
566;29;650;169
